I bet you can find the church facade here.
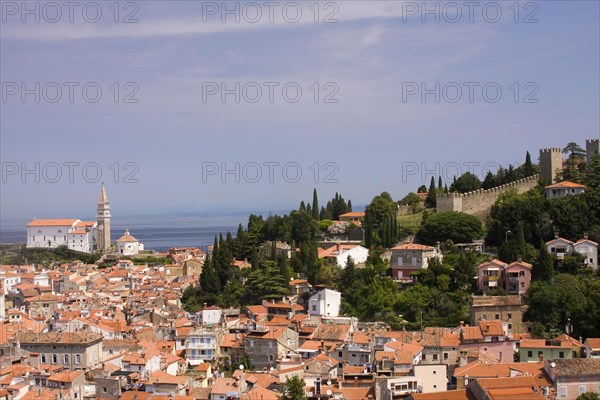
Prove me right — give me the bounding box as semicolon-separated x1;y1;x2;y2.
26;186;112;254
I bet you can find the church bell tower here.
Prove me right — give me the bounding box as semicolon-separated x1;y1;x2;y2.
97;185;111;252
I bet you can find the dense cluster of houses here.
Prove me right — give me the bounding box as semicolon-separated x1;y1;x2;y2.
1;241;600;400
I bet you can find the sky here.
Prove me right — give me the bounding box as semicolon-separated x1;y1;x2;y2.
1;0;599;220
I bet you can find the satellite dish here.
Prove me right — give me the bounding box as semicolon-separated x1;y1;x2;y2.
326;390;332;396
327;380;332;385
550;362;556;368
239;365;245;370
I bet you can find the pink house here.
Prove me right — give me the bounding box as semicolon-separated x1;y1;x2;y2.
477;259;506;294
477;259;531;295
504;260;532;295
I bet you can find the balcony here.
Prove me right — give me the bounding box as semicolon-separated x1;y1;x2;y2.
186;342;215;350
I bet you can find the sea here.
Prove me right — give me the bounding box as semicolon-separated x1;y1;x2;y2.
0;213;253;252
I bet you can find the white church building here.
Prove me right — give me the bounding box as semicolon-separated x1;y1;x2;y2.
26;185;119;254
116;229;144;256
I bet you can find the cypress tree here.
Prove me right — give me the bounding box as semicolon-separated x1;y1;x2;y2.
199;257;221;304
438;176;443;190
299;201;306;211
347;199;352;212
515;222;526;260
524;151;534;177
425;176;437;208
533;240;554;282
312;189;320;220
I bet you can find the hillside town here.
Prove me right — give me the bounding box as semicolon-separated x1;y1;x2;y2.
0;139;599;400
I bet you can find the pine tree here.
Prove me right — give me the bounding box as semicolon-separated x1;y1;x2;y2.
312;189;320;220
299;201;306;211
306;203;312;216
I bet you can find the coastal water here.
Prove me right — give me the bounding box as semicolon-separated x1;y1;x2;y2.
0;214;246;252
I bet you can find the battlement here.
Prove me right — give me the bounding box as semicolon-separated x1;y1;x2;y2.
539;147;563;154
436;175;539;219
586;139;599;145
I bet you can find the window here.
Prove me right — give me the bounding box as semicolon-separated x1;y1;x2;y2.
527;351;533;357
75;354;81;365
560;386;567;397
443;353;448;360
312;305;316;311
40;354;46;363
432;354;438;361
64;354;69;364
508;324;512;330
508;313;512;319
339;351;343;357
579;385;586;395
559;351;565;358
250;340;254;348
495;314;500;319
103;388;107;393
519;271;525;276
52;354;58;364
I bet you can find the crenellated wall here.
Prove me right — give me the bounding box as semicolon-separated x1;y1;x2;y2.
436;174;540;219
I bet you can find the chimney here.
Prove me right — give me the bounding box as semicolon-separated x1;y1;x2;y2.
336;242;341;253
539;353;544;362
354;376;359;387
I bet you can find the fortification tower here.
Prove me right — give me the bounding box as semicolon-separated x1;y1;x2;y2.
539;147;563;184
586;138;600;163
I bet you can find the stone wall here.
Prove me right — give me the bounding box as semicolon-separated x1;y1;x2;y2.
436;175;539;219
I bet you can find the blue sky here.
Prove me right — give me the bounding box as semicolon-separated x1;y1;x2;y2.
1;1;599;220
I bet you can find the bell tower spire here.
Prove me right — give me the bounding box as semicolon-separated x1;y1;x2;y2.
97;184;111;252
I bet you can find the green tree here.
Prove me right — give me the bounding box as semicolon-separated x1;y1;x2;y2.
524;151;534;177
532;241;554;282
562;142;586;182
290;210;317;244
425;177;437;208
584;153;600;188
450;172;482;193
417;211;484;245
279;376;307;400
198;257;221;305
482;171;496;189
576;393;600;400
312;188;320;220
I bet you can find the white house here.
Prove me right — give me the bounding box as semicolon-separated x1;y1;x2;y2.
545;181;586;199
27;219;98;253
27;218;79;249
547;235;598;268
116;229;144;256
200;306;222;326
317;244;369;268
573;237;598;268
546;236;574;259
308;288;342;317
